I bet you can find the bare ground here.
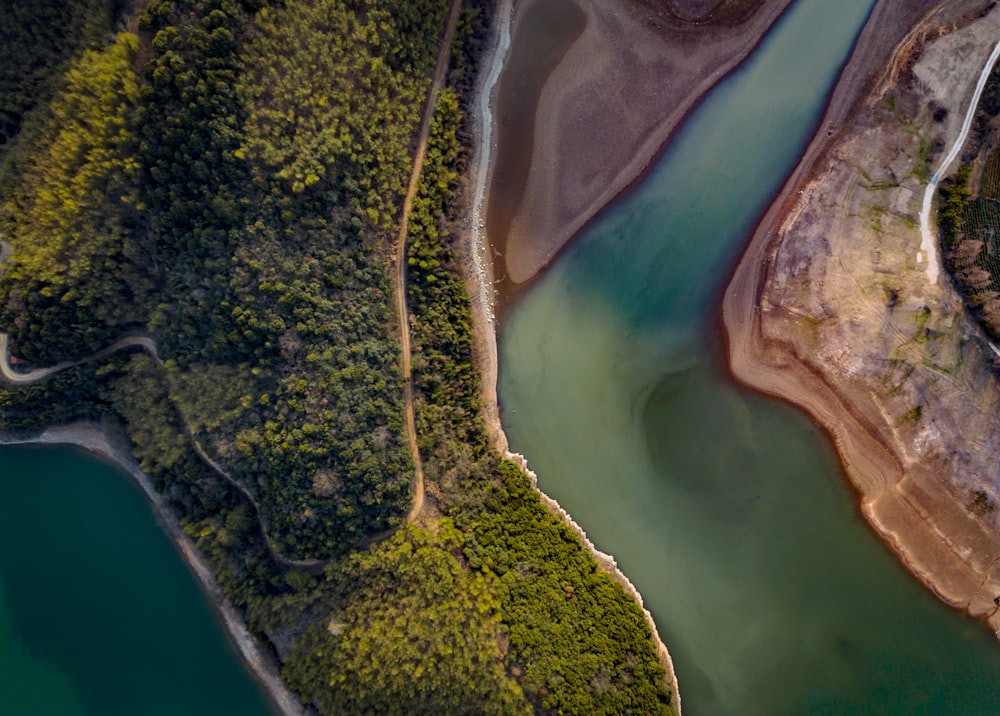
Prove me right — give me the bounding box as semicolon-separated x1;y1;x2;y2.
494;0;794;287
395;0;463;526
724;0;1000;636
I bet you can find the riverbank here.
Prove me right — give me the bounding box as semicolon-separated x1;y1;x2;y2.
0;423;306;716
464;0;682;709
724;0;1000;636
489;0;794;295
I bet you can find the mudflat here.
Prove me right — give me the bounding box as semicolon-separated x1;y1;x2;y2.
724;0;1000;634
488;0;795;291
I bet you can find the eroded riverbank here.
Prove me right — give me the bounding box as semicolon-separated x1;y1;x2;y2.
724;0;1000;635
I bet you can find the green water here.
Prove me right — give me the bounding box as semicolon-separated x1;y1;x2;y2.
0;444;276;716
498;0;1000;714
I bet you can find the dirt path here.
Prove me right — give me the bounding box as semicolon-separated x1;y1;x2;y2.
1;330;324;569
919;36;1000;285
0;333;155;384
2;0;461;554
394;0;463;525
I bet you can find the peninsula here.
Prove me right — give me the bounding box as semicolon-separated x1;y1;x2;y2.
0;0;685;713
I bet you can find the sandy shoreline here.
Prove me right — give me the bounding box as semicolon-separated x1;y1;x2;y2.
0;423;306;716
723;0;1000;637
464;0;682;709
491;0;795;294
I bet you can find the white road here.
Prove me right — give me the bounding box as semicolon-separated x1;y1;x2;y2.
919;38;1000;285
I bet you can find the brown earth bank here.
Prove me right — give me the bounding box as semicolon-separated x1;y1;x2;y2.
487;0;793;303
724;0;1000;637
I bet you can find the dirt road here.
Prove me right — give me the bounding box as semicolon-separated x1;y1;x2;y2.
394;0;463;524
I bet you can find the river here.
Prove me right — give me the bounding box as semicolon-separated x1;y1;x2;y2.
497;0;1000;714
0;444;276;716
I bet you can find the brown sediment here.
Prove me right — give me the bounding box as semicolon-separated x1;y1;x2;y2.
486;0;795;312
485;0;586;277
464;0;682;709
723;0;1000;638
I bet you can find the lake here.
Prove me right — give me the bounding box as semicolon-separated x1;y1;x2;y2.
498;0;1000;713
0;444;276;716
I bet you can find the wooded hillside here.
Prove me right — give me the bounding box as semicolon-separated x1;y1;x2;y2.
0;0;676;712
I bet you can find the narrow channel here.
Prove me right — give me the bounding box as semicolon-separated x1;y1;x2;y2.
498;0;1000;714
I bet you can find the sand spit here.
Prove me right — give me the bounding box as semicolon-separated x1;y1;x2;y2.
0;424;306;716
724;0;1000;637
491;0;794;288
464;0;681;710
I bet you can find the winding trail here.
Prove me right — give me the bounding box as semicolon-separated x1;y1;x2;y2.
395;0;462;525
0;333;153;384
919;37;1000;285
0;330;323;570
1;0;460;572
2;0;462;546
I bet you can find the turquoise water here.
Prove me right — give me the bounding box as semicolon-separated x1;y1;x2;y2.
498;0;1000;714
0;444;276;716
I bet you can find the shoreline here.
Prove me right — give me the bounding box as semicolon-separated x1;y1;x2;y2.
463;0;682;710
722;0;1000;639
493;0;795;298
0;423;306;716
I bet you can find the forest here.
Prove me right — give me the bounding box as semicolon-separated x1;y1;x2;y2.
0;0;676;712
939;60;1000;341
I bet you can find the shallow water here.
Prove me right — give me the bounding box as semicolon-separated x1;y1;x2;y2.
486;0;586;261
498;0;1000;713
0;444;275;716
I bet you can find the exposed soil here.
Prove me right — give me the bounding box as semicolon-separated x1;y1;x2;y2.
462;0;682;707
724;0;1000;637
656;0;767;24
487;0;794;303
394;0;463;527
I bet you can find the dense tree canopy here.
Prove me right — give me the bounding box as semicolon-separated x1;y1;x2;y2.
0;0;120;148
0;34;150;363
0;0;677;712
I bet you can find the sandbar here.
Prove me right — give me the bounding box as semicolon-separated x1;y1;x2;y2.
489;0;795;293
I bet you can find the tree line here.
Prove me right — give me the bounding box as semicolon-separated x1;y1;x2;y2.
0;0;677;712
